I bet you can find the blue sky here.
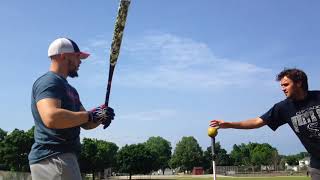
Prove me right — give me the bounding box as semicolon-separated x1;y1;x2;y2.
1;0;319;155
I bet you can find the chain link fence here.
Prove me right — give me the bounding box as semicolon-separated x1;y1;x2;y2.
0;171;31;180
215;165;308;177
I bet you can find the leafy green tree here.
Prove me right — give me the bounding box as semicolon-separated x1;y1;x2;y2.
203;142;232;172
270;149;280;170
144;136;172;174
279;155;287;170
79;138;118;179
0;128;8;169
0;128;7;142
230;143;251;166
79;138;97;174
231;142;279;167
116;143;154;180
26;126;35;137
170;136;203;172
285;155;299;166
230;142;279;172
296;152;309;160
0;128;34;171
96;139;118;170
202;147;212;172
251;143;276;166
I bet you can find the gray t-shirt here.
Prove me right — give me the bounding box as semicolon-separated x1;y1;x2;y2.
260;91;320;168
28;71;82;164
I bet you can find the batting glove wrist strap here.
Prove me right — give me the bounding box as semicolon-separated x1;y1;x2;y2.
88;104;115;124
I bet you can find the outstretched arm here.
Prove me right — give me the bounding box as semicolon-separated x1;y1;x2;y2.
210;117;266;129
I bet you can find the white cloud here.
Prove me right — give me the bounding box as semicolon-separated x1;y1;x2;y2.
81;32;274;90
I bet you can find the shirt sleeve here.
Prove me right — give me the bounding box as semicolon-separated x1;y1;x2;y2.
34;82;65;103
260;103;287;131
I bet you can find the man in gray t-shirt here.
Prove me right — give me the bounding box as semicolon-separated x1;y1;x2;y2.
29;38;115;180
210;68;320;180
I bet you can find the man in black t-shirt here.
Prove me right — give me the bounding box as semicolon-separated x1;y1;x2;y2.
210;68;320;179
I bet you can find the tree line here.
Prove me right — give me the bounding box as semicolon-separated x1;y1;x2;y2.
0;127;309;179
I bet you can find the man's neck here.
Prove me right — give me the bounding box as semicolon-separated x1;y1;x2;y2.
293;90;308;101
49;61;68;79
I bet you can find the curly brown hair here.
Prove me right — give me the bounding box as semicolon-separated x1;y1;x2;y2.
276;68;308;91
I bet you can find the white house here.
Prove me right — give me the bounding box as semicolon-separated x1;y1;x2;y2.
285;156;310;171
299;157;310;168
285;163;298;172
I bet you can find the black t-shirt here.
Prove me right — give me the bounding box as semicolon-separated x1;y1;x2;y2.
260;91;320;168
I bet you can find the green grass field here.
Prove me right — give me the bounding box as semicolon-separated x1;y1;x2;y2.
174;177;310;180
113;174;311;180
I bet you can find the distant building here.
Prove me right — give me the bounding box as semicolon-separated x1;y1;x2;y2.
192;167;204;175
104;168;112;178
285;157;310;172
261;165;275;171
299;157;310;168
153;168;175;175
285;163;298;172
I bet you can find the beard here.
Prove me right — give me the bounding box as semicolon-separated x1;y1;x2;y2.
68;70;78;78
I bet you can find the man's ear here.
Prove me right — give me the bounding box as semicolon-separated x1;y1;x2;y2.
60;53;66;60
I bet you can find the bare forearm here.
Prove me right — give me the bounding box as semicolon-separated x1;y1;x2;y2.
46;109;89;129
223;118;266;129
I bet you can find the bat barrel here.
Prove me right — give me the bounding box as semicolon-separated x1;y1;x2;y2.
105;0;131;106
109;0;131;66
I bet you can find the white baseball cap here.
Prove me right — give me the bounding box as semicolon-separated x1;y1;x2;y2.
48;38;90;59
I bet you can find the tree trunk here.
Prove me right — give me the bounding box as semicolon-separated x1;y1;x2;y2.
92;170;95;180
129;173;132;180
